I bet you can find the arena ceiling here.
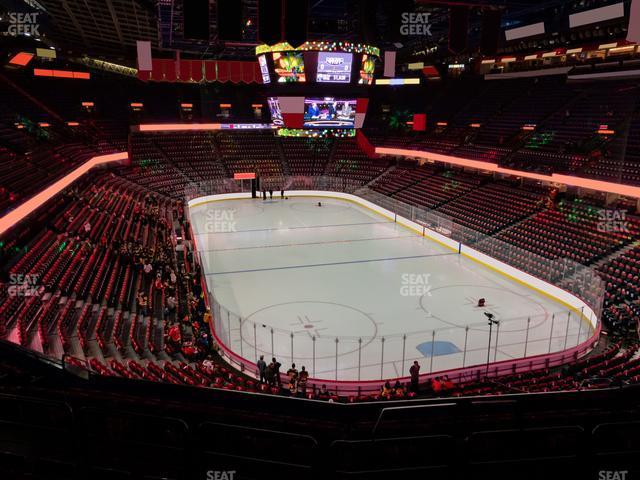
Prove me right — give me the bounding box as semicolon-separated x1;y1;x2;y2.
0;0;630;65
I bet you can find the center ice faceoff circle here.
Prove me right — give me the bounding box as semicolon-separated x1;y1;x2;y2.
244;301;378;359
419;284;550;332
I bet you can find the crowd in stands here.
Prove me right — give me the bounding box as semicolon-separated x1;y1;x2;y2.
0;174;209;369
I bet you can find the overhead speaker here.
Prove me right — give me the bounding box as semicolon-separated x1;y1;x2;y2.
448;6;469;54
258;0;283;45
284;0;308;47
480;9;502;56
218;0;243;41
183;0;210;41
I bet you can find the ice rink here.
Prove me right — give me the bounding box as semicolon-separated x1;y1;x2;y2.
189;195;589;381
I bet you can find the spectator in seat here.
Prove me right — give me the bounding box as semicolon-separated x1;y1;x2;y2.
137;290;148;317
143;260;153;289
432;377;442;395
168;323;181;347
202;355;215;371
317;384;330;400
298;366;309;394
154;273;164;291
182;342;196;359
381;381;393;398
166;294;176;317
196;332;210;355
442;375;454;392
394;381;406;398
257;355;267;384
409;360;420;393
287;363;298;394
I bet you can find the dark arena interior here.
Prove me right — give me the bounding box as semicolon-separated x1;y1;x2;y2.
3;0;640;478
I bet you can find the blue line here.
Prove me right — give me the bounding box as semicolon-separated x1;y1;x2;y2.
193;220;392;235
202;234;415;253
208;252;456;275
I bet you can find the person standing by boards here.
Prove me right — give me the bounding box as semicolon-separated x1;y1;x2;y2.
410;360;420;393
257;355;267;384
272;357;282;386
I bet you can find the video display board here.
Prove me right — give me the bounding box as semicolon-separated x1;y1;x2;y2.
257;44;379;86
304;97;356;128
258;54;271;84
267;97;284;126
359;54;376;85
272;52;306;83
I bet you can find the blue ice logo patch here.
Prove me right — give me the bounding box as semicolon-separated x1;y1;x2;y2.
416;341;460;357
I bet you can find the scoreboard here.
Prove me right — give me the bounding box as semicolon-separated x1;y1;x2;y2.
256;41;379;86
256;41;378;135
316;52;353;83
